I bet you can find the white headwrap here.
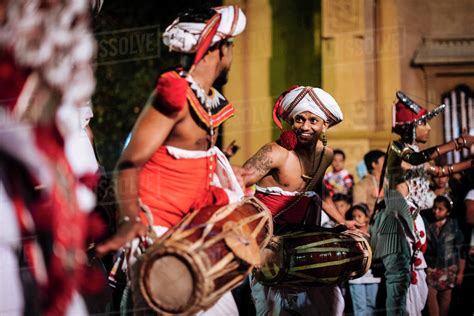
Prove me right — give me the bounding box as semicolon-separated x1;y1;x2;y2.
273;86;343;129
163;5;246;54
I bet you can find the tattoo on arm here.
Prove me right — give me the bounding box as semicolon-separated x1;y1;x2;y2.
244;144;274;179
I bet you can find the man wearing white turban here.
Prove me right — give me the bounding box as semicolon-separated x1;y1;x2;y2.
243;86;357;315
96;5;247;316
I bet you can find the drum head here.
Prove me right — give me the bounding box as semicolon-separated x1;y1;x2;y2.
223;221;261;265
142;254;196;313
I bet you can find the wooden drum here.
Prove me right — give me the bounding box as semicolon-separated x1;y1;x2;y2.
253;227;372;287
136;196;273;314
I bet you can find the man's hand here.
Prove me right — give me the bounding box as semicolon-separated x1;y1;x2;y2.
231;165;255;191
223;140;240;159
95;220;148;257
344;220;360;230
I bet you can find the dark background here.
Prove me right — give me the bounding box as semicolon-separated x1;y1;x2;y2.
91;0;221;171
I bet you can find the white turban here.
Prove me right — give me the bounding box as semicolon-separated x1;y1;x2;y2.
163;5;246;54
273;86;343;129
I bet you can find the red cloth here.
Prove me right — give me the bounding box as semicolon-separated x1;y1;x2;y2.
0;50;29;111
33;125;88;315
395;101;427;124
254;192;312;225
139;146;229;227
154;73;188;112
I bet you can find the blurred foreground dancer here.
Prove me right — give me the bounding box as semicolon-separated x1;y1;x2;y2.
0;0;104;315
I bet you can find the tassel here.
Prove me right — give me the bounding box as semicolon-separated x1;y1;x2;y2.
277;130;298;150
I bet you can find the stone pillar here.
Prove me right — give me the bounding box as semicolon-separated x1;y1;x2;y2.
223;0;273;165
322;0;396;179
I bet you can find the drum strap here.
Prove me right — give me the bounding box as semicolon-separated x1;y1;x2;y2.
138;199;158;240
273;147;326;222
302;194;322;226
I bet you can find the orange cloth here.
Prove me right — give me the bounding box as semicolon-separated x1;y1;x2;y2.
139;146;228;227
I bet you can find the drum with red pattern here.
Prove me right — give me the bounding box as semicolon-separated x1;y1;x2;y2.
254;227;371;287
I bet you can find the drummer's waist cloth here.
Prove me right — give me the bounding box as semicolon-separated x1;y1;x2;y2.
254;186;321;225
139;146;228;227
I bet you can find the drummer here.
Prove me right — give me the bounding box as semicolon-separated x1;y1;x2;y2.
96;5;247;315
243;86;358;315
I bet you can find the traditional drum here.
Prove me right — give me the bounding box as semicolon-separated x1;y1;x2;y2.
253;227;372;287
136;196;273;314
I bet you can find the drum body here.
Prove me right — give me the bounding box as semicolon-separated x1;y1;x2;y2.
137;197;273;314
254;228;372;287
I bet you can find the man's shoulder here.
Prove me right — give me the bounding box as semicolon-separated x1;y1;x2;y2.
258;142;291;165
323;145;334;157
264;142;290;156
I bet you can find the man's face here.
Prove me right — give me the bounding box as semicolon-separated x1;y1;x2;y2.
415;122;431;143
433;176;449;188
292;112;327;146
335;200;351;216
214;42;234;87
432;202;449;221
332;153;345;172
371;156;385;175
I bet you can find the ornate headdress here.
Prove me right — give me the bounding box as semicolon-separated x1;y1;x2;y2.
272;86;343;129
163;5;246;66
392;91;445;141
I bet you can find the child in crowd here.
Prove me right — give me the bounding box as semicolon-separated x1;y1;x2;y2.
321;193;352;228
425;195;465;316
333;193;352;220
347;203;381;316
324;149;354;197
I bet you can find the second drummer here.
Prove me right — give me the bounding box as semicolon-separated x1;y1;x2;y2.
243;86;357;315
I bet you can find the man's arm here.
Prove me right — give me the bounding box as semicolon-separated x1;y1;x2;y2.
392;134;473;166
242;142;287;187
322;197;357;230
466;196;474;226
96;102;183;256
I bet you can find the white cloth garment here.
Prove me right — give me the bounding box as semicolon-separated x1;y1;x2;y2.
250;276;344;316
404;213;428;316
255;185;317;197
62;104;99;212
0;177;23;316
406;269;428;316
279;86;343;127
163;5;246;53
